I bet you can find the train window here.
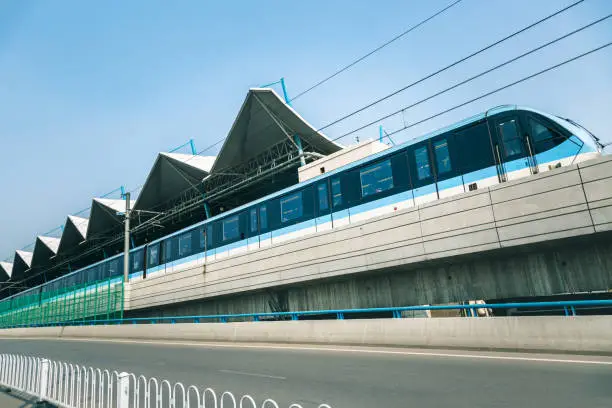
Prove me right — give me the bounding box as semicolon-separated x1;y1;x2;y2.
259;205;268;230
132;250;143;272
360;160;394;197
528;117;567;154
414;146;431;180
92;265;103;281
75;270;85;286
250;209;258;233
281;192;304;223
223;216;240;241
331;178;342;207
529;119;557;143
498;119;523;157
318;183;329;211
108;259;120;277
148;244;160;267
433;139;452;175
163;239;173;262
207;224;213;247
65;274;75;288
178;232;192;257
85;266;95;283
454;122;495;174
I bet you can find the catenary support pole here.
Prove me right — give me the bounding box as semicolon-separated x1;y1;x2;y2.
123;192;131;283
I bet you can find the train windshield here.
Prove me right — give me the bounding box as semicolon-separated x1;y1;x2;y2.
558;116;604;151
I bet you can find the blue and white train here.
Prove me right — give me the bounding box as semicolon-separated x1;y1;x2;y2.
19;105;606;298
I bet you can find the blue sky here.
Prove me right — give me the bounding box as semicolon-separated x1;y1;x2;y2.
0;0;610;259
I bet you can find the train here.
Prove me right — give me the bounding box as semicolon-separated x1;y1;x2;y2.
9;105;604;303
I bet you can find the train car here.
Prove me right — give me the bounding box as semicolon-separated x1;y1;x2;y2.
29;105;604;294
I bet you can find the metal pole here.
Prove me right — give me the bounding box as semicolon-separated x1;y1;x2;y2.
280;77;291;106
293;134;306;166
123;192;131;283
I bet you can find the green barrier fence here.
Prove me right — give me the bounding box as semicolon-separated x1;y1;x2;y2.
0;278;124;328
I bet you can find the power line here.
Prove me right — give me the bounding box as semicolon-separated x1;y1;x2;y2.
318;0;585;132
175;0;584;168
289;0;464;102
177;1;465;159
383;42;612;140
331;13;612;142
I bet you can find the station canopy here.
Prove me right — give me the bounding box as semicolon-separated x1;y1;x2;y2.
56;215;89;258
210;88;341;174
86;198;134;242
201;88;342;210
31;236;60;270
133;152;215;212
11;250;32;281
0;262;11;282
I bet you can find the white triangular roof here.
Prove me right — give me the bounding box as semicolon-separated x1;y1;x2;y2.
133;153;215;211
15;250;32;267
38;236;60;253
210;88;342;173
68;215;89;238
0;262;12;280
86;198;135;239
57;215;90;257
161;152;215;173
93;198;133;213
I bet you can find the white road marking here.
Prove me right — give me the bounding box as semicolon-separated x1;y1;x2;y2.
219;369;286;380
4;336;612;366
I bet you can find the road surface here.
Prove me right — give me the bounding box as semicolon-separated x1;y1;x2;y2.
0;338;611;407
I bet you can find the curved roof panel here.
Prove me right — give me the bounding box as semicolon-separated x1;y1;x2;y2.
56;215;89;257
0;262;12;282
210;88;342;173
11;250;32;281
86;198;134;241
31;236;60;270
133;152;215;211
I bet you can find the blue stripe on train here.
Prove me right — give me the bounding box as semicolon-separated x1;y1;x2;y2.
131;142;593;277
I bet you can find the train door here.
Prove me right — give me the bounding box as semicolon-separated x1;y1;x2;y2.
408;141;438;205
489;113;538;182
431;134;463;199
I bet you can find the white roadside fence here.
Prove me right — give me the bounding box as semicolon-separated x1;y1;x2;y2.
0;354;332;408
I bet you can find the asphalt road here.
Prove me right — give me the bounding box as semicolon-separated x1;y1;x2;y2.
1;338;611;408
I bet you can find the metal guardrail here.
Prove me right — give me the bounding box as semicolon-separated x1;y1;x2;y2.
2;299;611;329
0;354;332;408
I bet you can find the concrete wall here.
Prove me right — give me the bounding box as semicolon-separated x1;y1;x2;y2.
126;156;612;314
1;316;611;354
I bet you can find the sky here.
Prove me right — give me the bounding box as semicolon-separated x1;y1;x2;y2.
0;0;610;260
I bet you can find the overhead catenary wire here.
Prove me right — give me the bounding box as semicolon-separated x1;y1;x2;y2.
330;13;612;142
317;0;585;132
168;0;584;169
289;0;464;102
381;42;612;140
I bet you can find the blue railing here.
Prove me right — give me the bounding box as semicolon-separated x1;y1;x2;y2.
2;299;612;329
